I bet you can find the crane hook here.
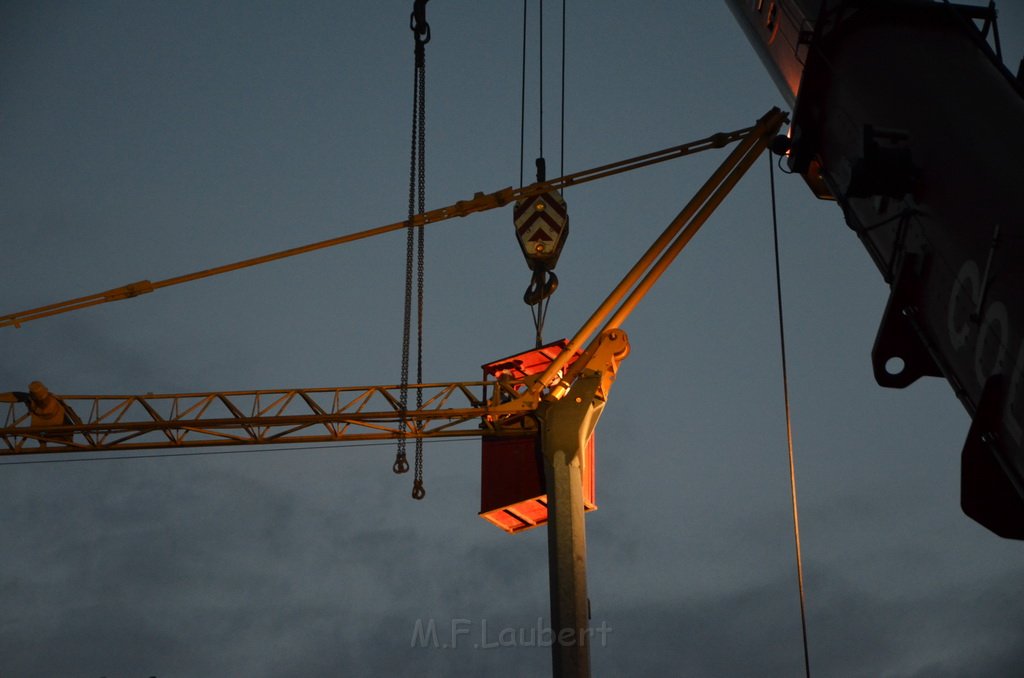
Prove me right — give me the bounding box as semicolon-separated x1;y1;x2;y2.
524;268;558;306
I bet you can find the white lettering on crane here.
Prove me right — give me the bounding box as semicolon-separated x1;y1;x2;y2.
946;259;1024;446
947;259;979;351
975;301;1009;387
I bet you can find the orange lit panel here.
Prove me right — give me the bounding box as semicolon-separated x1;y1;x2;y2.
480;341;596;534
479;433;596;535
482;339;582;380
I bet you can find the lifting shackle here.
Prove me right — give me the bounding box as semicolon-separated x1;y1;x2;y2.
410;0;431;65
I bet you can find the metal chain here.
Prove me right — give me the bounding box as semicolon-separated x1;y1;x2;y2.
398;1;429;499
393;63;420;477
412;60;427;501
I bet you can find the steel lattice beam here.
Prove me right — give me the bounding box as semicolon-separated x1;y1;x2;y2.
0;379;537;455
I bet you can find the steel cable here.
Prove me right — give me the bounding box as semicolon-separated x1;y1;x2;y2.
769;151;812;678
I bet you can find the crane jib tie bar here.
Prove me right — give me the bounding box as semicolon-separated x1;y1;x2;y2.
0;118;773;330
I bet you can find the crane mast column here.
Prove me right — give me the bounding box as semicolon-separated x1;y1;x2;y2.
538;373;605;678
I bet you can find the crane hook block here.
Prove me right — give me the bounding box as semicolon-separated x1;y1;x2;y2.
513;190;569;274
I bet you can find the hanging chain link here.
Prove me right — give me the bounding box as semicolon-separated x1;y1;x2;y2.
393;63;418;477
398;0;429;499
412;59;427;500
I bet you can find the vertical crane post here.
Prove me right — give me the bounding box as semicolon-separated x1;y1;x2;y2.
539;374;605;678
528;329;628;678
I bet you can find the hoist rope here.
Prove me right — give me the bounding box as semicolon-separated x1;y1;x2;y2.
560;0;566;181
531;0;566;347
769;152;812;678
523;0;565;348
519;0;528;188
396;2;429;500
527;0;568;349
538;0;544;166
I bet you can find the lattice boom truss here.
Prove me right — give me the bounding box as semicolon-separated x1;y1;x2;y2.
0;379;536;455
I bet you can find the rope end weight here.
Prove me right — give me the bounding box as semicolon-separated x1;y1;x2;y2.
411;479;426;500
393;456;410;474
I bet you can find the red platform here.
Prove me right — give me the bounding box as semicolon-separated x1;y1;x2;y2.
479;341;597;534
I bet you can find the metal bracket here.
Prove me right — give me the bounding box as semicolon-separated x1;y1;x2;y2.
550;329;631;403
960;374;1024;539
871;253;943;388
539;375;606;466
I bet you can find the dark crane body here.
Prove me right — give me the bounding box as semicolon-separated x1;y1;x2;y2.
727;0;1024;537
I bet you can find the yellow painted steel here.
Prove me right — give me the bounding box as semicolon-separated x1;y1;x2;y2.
533;108;788;400
2;121;761;329
1;110;785;461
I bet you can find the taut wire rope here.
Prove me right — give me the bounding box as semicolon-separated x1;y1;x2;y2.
769;151;812;678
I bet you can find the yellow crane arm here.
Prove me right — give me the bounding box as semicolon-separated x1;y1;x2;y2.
0;379;537;455
1;121;762;329
1;108;787;456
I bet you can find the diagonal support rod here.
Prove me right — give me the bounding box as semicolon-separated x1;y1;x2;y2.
1;116;773;329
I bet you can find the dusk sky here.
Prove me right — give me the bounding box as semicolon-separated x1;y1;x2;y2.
1;2;1023;676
